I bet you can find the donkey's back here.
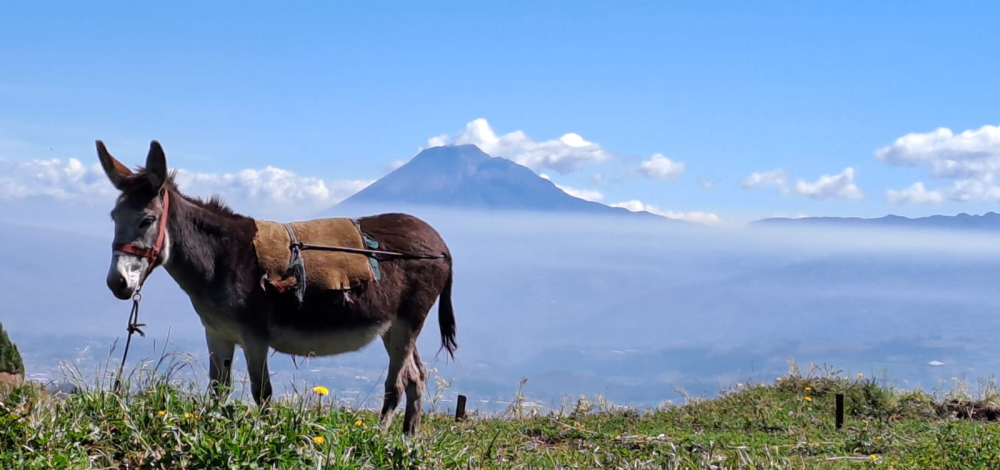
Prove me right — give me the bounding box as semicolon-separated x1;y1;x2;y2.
259;212;456;359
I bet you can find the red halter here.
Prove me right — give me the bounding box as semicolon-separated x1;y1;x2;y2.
112;189;171;280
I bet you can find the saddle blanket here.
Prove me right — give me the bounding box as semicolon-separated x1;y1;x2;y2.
252;217;379;294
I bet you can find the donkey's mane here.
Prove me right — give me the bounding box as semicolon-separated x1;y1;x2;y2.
120;167;246;220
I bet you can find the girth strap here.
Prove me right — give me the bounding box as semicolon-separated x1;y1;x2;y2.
281;223;308;304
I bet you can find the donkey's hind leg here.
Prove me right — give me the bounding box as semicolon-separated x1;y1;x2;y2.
380;319;416;433
402;345;428;435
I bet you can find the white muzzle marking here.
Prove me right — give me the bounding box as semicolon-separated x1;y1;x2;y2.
110;252;146;294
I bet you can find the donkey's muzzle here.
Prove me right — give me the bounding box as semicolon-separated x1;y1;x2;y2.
107;272;132;300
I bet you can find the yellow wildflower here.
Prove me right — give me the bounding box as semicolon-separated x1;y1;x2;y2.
804;396;813;402
805;386;812;391
355;419;364;427
312;436;325;445
183;412;196;419
313;385;329;396
157;410;166;416
870;454;877;460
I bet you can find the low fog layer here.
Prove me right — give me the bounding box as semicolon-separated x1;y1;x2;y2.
4;201;1000;410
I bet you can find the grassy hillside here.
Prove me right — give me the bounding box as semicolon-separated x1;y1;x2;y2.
1;360;999;469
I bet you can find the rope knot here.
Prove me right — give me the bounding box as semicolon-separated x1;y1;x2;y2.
127;322;146;337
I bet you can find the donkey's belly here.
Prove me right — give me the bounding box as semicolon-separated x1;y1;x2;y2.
267;322;390;357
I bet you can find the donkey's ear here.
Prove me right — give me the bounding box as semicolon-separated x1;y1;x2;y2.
145;140;168;190
95;140;133;190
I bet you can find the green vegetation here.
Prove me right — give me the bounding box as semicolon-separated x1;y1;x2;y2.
0;322;23;376
2;359;1000;469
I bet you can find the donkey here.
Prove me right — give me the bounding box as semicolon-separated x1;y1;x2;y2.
96;139;457;435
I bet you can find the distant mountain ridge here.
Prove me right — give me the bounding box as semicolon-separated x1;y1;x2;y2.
329;144;672;221
753;212;1000;231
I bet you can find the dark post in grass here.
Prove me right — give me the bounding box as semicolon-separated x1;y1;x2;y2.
835;393;844;429
456;394;467;421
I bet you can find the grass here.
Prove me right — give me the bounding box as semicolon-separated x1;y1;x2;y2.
3;357;1000;469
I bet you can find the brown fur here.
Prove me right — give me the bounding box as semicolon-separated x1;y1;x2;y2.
97;140;457;436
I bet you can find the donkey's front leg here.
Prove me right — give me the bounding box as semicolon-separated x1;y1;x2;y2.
242;337;273;406
205;329;235;400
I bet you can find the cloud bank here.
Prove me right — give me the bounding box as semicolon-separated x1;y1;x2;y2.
637;154;686;181
885;182;945;205
0;158;115;202
174;167;372;209
740;167;863;201
425;118;689;180
425;118;611;174
539;173;604;202
878;125;1000;205
0;157;372;215
611;199;721;225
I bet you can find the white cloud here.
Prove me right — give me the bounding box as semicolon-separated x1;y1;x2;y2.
0;157;372;213
539;173;603;202
699;178;714;191
425;134;449;149
885;182;944;205
876;124;1000;205
740;167;863;200
885;175;1000;205
792;167;863;200
0;157;116;202
637;154;686;181
875;125;1000;179
174;167;372;209
560;186;603;202
740;169;788;190
425;118;612;174
610;199;721;225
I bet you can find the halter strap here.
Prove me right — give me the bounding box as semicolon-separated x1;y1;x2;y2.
112;189;170;280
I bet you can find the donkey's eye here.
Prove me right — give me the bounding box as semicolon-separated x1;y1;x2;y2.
138;217;155;229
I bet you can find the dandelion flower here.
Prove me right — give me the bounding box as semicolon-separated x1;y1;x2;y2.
805;387;812;391
313;386;329;396
183;412;195;419
870;454;877;460
355;419;364;427
804;396;813;402
157;410;166;417
313;436;325;445
857;373;863;379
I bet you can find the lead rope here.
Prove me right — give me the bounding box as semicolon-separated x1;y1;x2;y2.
110;189;166;394
113;288;147;393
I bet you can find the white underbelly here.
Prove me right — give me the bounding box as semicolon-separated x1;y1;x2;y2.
268;322;390;357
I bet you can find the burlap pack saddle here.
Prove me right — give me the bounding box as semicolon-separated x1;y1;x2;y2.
253;217;382;303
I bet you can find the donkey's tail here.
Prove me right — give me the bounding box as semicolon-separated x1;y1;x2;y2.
437;253;458;362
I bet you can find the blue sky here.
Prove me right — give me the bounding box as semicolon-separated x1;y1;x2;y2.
2;2;999;225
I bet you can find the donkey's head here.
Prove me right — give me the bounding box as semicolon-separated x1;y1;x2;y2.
96;140;173;300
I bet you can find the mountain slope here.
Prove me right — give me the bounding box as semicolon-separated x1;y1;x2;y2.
329;144;669;220
752;212;1000;231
